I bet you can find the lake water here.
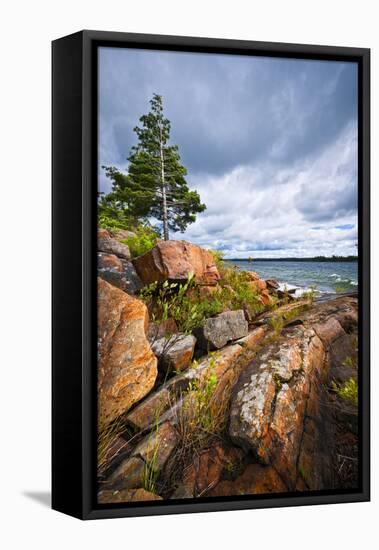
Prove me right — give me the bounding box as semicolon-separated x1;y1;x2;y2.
226;260;358;297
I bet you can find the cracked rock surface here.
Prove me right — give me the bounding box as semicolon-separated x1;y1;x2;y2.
229;296;358;490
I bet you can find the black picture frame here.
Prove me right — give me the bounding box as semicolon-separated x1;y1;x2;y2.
52;30;370;520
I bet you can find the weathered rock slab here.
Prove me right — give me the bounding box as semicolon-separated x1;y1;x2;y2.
314;316;344;347
131;421;179;472
229;325;325;477
208;463;287;497
229;368;277;462
107;456;146;490
106;423;178;491
172;443;244;498
126;344;243;431
126;388;172;431
235;327;266;350
98;229;131;260
151;333;196;373
228;296;358;489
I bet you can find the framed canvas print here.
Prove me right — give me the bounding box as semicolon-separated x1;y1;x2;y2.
52;30;370;520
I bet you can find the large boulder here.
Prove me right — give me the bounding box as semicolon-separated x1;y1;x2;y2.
98;228;131;260
132;240;220;286
228;295;358;490
98;253;142;294
195;310;248;350
151;333;196;373
97;278;157;430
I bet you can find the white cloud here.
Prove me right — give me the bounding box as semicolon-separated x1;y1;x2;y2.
181;122;357;258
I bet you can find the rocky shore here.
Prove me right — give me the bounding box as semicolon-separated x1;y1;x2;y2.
97;229;358;503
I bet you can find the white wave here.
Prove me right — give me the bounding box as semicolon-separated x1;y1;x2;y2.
277;282;320;298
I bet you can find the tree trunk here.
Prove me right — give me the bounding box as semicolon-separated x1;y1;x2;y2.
159;127;169;240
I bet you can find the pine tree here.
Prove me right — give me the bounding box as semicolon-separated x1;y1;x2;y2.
101;94;206;240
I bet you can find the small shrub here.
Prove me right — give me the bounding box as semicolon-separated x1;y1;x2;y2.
123;225;160;257
219;268;264;318
140;274;224;332
210;249;225;269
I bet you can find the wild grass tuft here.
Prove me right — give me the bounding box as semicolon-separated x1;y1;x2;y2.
140;273;224;332
269;314;284;337
97;417;128;475
141;424;160;493
331;378;358;407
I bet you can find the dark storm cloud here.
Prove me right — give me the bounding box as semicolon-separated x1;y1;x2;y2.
99;48;357;178
98;47;358;257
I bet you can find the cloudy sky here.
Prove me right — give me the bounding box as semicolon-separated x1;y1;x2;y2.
98;47;358;258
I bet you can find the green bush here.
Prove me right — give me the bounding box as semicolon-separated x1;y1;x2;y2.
219;267;264;318
97;194;138;231
123;225;160;257
140;264;265;332
210;249;225;269
140;274;224;333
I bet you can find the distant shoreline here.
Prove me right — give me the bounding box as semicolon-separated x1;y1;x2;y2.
225;257;358;263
